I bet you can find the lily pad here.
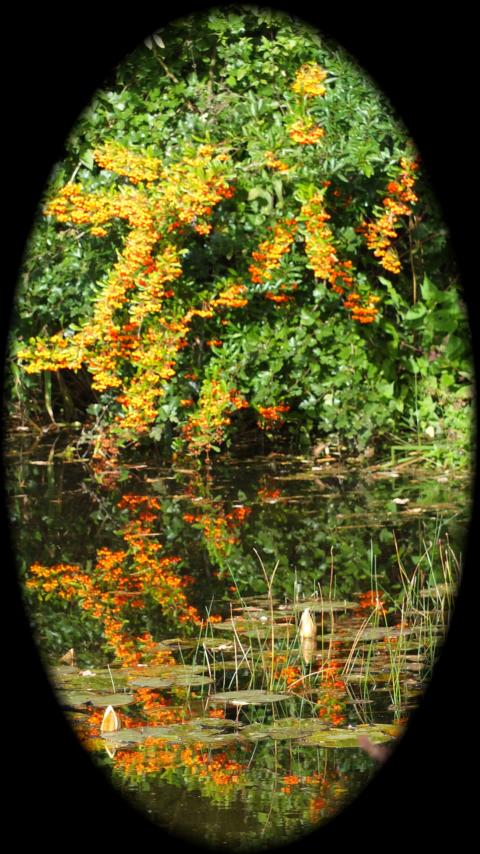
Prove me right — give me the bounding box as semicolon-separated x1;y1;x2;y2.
419;583;456;598
59;691;135;708
209;689;291;706
199;638;236;651
102;721;241;747
301;723;396;748
129;674;214;688
58;691;93;707
292;600;357;613
213;618;269;633
241;717;325;741
101;729;145;745
49;666;128;693
241;623;296;640
155;637;199;648
320;625;415;643
186;717;240;730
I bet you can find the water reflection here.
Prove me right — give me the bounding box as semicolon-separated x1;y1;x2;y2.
5;437;469;849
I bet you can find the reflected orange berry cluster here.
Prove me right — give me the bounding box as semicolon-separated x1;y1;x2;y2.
357;588;388;617
315;658;346;726
26;493;204;666
183;503;251;559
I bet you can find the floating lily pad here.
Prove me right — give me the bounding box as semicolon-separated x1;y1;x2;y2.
101;729;145;745
241;623;296;640
199;638;236;651
209;689;291;706
50;665;80;681
344;672;390;684
301;723;396;748
102;721;241;747
320;625;415;643
50;666;128;693
186;717;240;730
241;717;325;741
292;600;357;613
419;583;456;598
129;674;214;688
155;637;199;648
58;690;93;707
213;618;269;633
59;691;135;708
241;596;281;608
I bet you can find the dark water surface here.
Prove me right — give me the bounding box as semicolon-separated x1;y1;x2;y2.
5;432;471;850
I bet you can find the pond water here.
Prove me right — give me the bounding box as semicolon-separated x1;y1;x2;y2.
5;430;471;850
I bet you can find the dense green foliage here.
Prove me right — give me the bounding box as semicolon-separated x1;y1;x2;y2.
7;5;473;464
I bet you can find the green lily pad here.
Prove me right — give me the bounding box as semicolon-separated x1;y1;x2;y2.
90;693;136;707
241;717;326;741
213;618;269;633
198;638;236;651
59;691;135;708
241;623;296;640
101;729;145;745
155;637;199;648
209;689;291;706
186;717;240;730
301;723;396;748
293;600;357;613
344;671;391;683
58;691;93;707
419;583;456;598
102;722;241;747
320;625;415;643
129;674;214;688
49;667;128;693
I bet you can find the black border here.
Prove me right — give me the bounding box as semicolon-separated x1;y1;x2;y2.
4;3;477;849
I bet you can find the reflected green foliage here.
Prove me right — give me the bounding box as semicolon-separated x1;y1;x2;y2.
6;436;465;848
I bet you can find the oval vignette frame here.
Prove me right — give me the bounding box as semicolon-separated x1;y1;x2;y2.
4;4;477;850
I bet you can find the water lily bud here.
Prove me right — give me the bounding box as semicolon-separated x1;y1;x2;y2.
101;704;121;733
299;608;317;640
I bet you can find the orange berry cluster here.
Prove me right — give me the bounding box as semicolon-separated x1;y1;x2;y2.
300;193;380;324
300;193;338;280
360;157;419;274
342;292;381;324
18;143;239;441
93;140;162;185
265;150;290;172
288;118;325;145
180;379;248;458
249;219;297;284
291;62;328;98
288;62;327;144
257;404;290;430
